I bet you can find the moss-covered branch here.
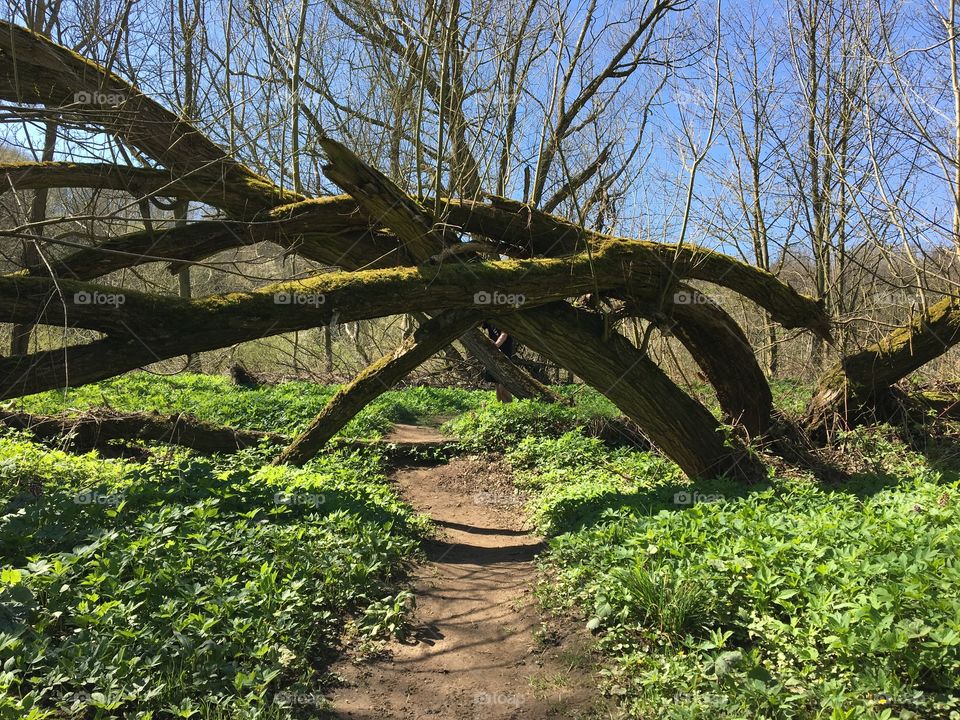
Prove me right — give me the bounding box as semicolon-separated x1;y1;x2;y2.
0;243;698;397
274;310;479;465
806;295;960;434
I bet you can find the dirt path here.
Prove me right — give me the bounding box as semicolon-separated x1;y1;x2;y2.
328;455;605;720
380;423;449;444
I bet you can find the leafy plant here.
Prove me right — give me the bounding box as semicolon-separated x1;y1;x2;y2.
516;421;960;718
0;429;426;719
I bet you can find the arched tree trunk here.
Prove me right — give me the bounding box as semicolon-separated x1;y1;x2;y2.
651;286;773;437
500;303;766;482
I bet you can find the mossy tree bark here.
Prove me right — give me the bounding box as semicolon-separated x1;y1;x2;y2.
274;310;479;466
805;296;960;435
498;303;767;481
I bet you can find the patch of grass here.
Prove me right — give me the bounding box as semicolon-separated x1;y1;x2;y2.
367;385;485;424
506;430;738;535
770;379;815;415
445;389;620;453
12;372;492;441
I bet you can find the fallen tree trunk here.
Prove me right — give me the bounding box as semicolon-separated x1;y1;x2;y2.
0;252;614;399
0;409;286;454
35;193;830;337
275;310;480;466
913;389;960;421
635;286;773;437
499;303;766;481
805;296;960;436
2;241;754;337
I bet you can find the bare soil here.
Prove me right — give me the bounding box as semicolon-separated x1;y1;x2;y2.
381;423;449;444
327;454;608;719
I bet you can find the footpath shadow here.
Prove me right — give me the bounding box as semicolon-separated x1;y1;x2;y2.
421;536;546;564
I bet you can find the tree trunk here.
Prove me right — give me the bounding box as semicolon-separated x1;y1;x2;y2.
806;296;960;435
10;121;57;355
666;288;773;437
499;303;766;481
275;310;479;466
0;408;286;454
458;328;560;402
